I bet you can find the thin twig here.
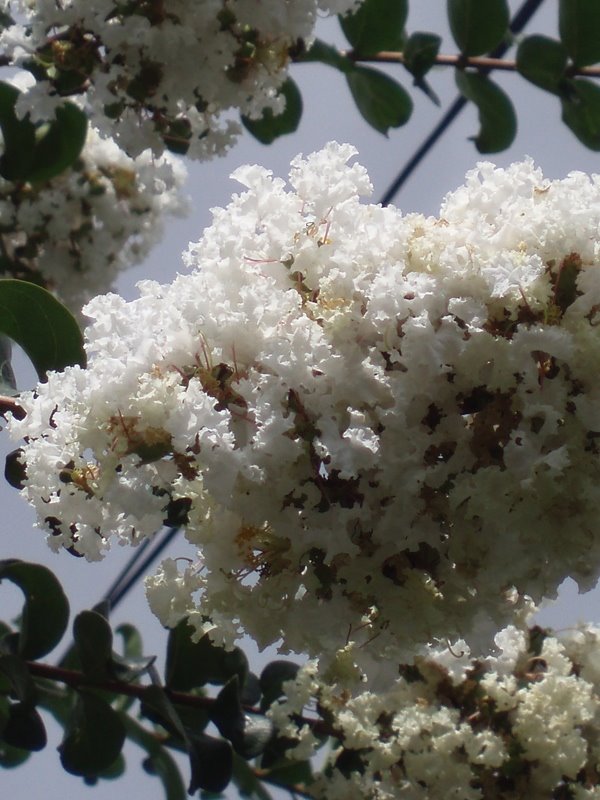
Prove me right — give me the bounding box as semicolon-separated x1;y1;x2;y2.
344;50;600;77
27;660;339;739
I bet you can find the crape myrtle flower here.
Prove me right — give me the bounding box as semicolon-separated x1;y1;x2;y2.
268;624;600;800
1;0;361;157
11;143;600;678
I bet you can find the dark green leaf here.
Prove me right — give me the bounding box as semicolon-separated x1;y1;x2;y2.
259;661;300;711
299;39;353;72
561;78;600;149
401;31;441;104
89;752;126;782
166;620;248;692
59;691;125;776
340;0;407;54
4;448;26;490
455;70;517;152
448;0;510;56
559;0;600;67
240;672;261;707
0;280;85;379
0;278;86;380
211;677;273;760
0;82;87;183
232;754;274;800
111;623;155;685
0;334;16;394
242;78;302;144
0;82;36;181
0;739;30;768
262;758;314;791
73;610;113;681
188;732;233;795
27;103;87;183
0;560;69;659
516;35;568;93
123;714;186;800
2;703;46;751
0;654;37;704
346;66;412;135
141;684;188;741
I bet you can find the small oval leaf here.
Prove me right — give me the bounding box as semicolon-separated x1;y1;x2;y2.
242;78;302;145
188;732;233;795
561;78;600;150
27;103;88;184
73;610;113;680
2;703;46;752
0;279;85;380
259;660;301;712
455;70;517;152
448;0;510;56
59;691;125;776
340;0;408;54
346;66;413;135
517;35;568;93
0;560;69;659
559;0;600;67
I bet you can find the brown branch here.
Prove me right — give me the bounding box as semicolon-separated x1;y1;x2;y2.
27;660;338;739
342;49;600;77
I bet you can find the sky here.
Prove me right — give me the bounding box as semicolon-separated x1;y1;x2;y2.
2;1;600;797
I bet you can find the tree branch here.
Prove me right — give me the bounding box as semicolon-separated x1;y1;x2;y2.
27;660;338;739
344;50;600;77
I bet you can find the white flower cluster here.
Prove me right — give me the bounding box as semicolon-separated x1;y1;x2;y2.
0;122;187;314
268;624;600;800
1;0;360;157
10;144;600;677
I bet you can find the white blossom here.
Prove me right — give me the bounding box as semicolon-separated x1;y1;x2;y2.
1;0;361;158
269;625;600;800
0;120;187;315
10;146;600;679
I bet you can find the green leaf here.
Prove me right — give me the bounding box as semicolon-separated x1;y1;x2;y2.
2;703;46;751
59;691;125;776
299;39;353;72
0;82;87;183
187;732;233;795
448;0;510;56
402;32;442;104
0;739;30;768
259;661;300;712
166;620;248;692
141;684;188;741
232;754;274;800
0;560;69;659
0;279;86;380
242;78;302;144
455;70;517;152
561;78;600;150
516;35;568;93
0;82;36;182
340;0;407;54
0;334;16;394
27;103;88;184
4;448;26;491
73;610;113;681
559;0;600;67
124;715;186;800
262;758;314;792
0;654;37;704
111;623;155;686
346;66;412;135
210;676;273;759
